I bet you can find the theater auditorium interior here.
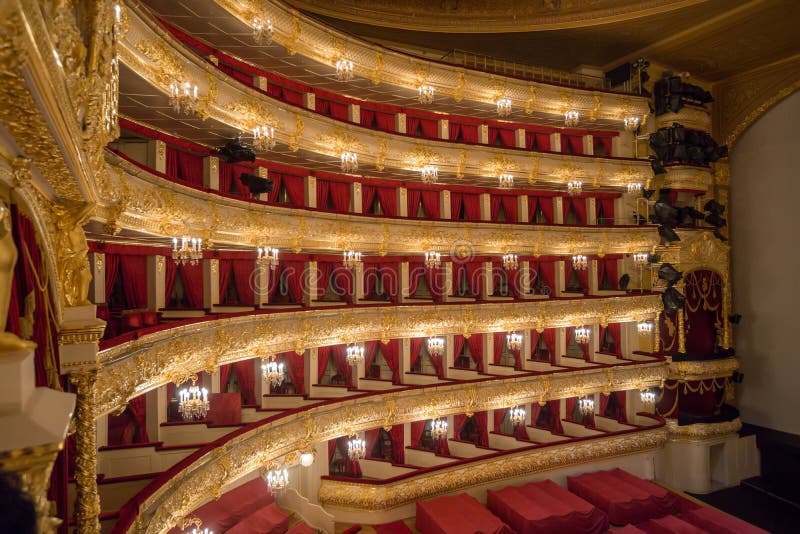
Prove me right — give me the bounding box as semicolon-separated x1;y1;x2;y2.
0;0;799;533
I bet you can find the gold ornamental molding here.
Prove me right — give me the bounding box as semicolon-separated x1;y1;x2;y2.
319;425;668;510
654;105;711;133
656;231;730;281
661;165;714;192
666;418;742;442
95;294;663;416
102;152;661;256
117;9;653;190
133;0;650;125
667;357;739;381
122;363;667;533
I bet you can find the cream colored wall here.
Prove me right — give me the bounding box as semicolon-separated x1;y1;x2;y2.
730;89;800;435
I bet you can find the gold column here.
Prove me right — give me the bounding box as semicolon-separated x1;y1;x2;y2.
677;309;686;354
722;283;732;349
70;371;101;534
653;312;661;353
0;443;63;533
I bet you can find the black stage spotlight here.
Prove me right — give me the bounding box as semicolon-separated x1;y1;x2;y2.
218;138;256;163
647;254;661;264
704;199;726;216
732;371;744;384
239;173;274;195
704;213;727;228
659;225;681;244
662;286;686;312
658;263;683;286
643;189;657;200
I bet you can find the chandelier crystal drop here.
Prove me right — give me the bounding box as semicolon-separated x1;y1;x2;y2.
172;237;203;266
431;418;448;440
578;396;595;416
624;116;641;131
261;357;285;388
347;436;366;461
427;337;445;358
253;17;274;45
502;253;519;271
508;406;526;427
637;320;654;336
420;165;438;184
574;326;591;345
190;529;212;534
253;125;276;151
567;180;583;196
506;332;522;351
418;84;435;104
565;110;580;127
265;468;288;494
346;343;365;366
343;250;362;269
640;388;657;405
498;173;514;189
627;182;643;194
340;151;358;173
424;251;441;269
632;252;649;266
257;247;279;270
496;97;512;117
572;254;588;271
335;59;354;81
168;81;199;115
178;378;209;421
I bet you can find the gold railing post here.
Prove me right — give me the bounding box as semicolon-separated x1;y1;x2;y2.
677;309;687;354
71;370;101;534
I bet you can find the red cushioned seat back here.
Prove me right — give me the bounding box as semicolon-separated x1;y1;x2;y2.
141;310;159;326
190;478;273;531
123;312;142;329
225;502;288;534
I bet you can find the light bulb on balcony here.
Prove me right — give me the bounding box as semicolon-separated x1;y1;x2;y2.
627;182;643;194
431;418;448;440
265;468;288;494
579;396;595;415
632;252;649;266
253;17;274;45
496;97;512;117
624;116;641;131
257;247;279;270
346;343;364;366
168;81;199;115
637;321;654;336
418;84;435;104
343;250;362;269
300;452;315;467
572;254;588;271
420;165;438;184
498;173;514;189
335;59;354;81
506;332;522;351
574;326;590;345
567;180;583;196
253;125;276;151
502;254;518;270
427;337;445;357
424;251;441;269
340;151;358;173
565;110;580;127
640;388;657;405
508;406;526;426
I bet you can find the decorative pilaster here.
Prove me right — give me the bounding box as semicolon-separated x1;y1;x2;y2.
653;312;661;353
677;309;686;354
70;370;101;534
722;284;732;349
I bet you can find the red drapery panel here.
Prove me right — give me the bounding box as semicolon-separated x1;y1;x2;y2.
218;259;232;303
180;262;204;309
598;257;620;290
365;428;380;460
473;411;489;446
165;147;179;180
233;361;256;405
684;270;723;356
409;337;424;371
453;414;467;441
532;260;556;296
601;392;629;424
563;196;588;225
450;123;479;143
542;328;557;364
528;196;554;224
330;344;353;386
389;425;404;464
562;134;585;154
407;116;438;138
597;197;616;224
462;193;481;221
526;131;552;151
232;260;255;306
219;364;233;395
452;335;465;368
361;184;376;215
283;261;307;304
164;257;178;307
177;151;204;186
425;265;445;303
375;186;397;216
411;421;426;447
450;192;463;220
564;262;590;295
104;253;120;303
407;188;423;218
467;333;485;372
550;400;564;434
282;175;305;207
599;323;622;355
490;195;519;223
280;352;305;394
492;332;505;365
127;394;149;443
380;339;400;384
408;262;424;298
380;262;400;303
489;127;516;147
374;111;396;132
420;190;441;219
565;327;591;360
120;255;148;309
315;178;330;210
363;340;379;374
593;135;614;156
317;346;330;383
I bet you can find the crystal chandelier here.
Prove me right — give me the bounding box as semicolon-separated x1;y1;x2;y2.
265;468;288;494
637;321;654;336
502;254;519;270
508;406;526;427
420;165;438;184
498;173;514;189
172;237;203;266
253;17;273;45
261;357;285;388
624;116;641;131
632;252;649;266
335;59;354;81
574;326;591;345
346;343;364;366
347;436;366;461
431;418;448;440
567;180;583;195
640;388;657;405
340;151;358;173
178;377;209;421
418;84;435;104
253;125;276;151
565;110;580;127
168;81;199;115
506;332;522;351
578;396;595;416
427;337;445;358
572;254;588;271
424;251;441;269
496;98;512;117
189;529;212;534
257;247;279;270
627;182;643;194
343;250;362;269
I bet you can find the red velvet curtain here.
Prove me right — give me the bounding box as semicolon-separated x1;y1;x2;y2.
380;263;400;304
232;260;255;306
684;270;723;356
218;259;232;302
317;346;330;382
420;191;441;219
360;108;376;129
375;111;396;132
218;161;233;194
533;260;556;295
407;189;423;218
565;263;590;295
283;261;306;304
282;175;305;207
601;392;628;424
550;400;564;434
165;147;179;179
233;361;256;404
411;421;425;447
407;116;438;138
598;197;616;224
462;193;481;221
361;184;376;215
409;337;424;371
325;180;351;212
528;196;554;224
490;195;518;222
562;134;585;155
450;192;464;219
453;414;467;440
450;123;479;143
127;394;149;443
376;187;398;216
452;335;465;367
473;411;489;446
281;351;305;394
363;340;379;373
408;262;424;298
164;257;178;306
177;151;204;186
593;135;614;156
364;428;380;460
542;328;557;364
489;127;515;147
120;255;148;309
598;258;619;290
526;131;552;151
104;253;120;303
179;263;204;309
380;340;400;384
425;265;445;303
465;261;484;298
467;333;484;372
563;197;588;225
389;425;405;464
566;397;578;422
599;323;622;355
492;332;505;365
219;363;233;395
331;344;353;386
315;178;330;209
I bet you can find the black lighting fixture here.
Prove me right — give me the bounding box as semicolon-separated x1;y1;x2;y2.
728;313;742;325
647;254;661;264
218;137;256;163
658;225;681;244
618;273;630;291
662;286;686;312
732;371;744;384
239;173;274;195
658;263;683;286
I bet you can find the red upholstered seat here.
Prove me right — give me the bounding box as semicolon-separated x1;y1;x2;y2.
141;310;159;326
611;525;647;533
638;514;706;533
184;478;273;532
340;525;362;534
684;506;769;534
122;312;143;330
416;492;514;534
225;502;288;534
